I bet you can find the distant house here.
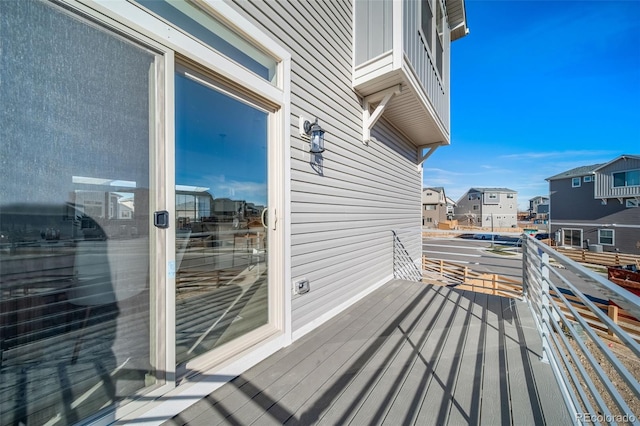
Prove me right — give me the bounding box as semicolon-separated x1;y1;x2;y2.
422;187;448;227
455;188;518;228
446;196;457;220
547;155;640;253
529;196;549;220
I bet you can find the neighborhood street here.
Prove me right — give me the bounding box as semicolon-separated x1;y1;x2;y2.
422;237;523;280
422;235;613;302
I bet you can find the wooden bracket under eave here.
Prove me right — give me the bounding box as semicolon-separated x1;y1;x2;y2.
417;144;443;167
362;84;402;145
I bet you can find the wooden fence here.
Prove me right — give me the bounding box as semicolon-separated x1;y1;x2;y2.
422;257;523;299
555;247;640;267
554;290;640;344
422;255;640;343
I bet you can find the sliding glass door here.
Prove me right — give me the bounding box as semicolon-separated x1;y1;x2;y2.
174;68;269;365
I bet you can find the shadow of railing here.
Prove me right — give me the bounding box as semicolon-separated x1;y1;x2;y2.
156;283;550;425
392;230;422;282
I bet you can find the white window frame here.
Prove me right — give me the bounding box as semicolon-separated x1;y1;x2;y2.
583;175;593;183
598;229;614;246
613;169;640;188
626;199;639;208
419;0;434;54
418;0;445;83
572;177;581;188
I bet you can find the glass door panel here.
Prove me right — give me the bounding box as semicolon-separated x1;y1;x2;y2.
175;69;269;365
0;2;158;424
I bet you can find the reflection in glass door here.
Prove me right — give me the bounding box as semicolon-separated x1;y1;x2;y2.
175;69;269;365
0;2;158;424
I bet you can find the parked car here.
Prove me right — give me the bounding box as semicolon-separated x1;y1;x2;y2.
535;233;549;240
457;233;476;239
473;233;494;240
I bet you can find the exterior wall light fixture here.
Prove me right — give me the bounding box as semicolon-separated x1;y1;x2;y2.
302;118;325;153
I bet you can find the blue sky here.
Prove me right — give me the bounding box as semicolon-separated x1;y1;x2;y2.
424;0;640;210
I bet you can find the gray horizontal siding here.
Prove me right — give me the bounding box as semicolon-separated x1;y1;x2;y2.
230;0;421;336
550;179;600;221
551;222;640;254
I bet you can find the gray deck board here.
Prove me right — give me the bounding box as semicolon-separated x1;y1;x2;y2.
480;294;510;425
414;290;475;426
325;284;449;425
165;280;572;426
378;286;462;426
446;291;485;425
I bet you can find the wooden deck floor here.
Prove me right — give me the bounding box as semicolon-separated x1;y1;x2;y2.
165;280;572;426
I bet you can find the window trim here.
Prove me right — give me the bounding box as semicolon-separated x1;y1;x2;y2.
583;175;593;183
626;198;639;208
419;0;434;54
572;177;581;188
418;0;445;83
598;229;614;246
612;169;640;188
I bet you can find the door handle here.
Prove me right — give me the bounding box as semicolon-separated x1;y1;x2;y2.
261;207;276;231
261;208;268;229
154;210;169;228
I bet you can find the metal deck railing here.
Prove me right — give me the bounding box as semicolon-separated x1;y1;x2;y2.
522;236;640;424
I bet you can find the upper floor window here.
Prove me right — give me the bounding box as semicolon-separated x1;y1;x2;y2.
420;0;433;52
435;0;444;77
420;0;445;78
507;194;514;199
488;193;498;199
613;170;640;187
472;205;479;210
136;0;277;84
572;177;581;187
583;175;593;183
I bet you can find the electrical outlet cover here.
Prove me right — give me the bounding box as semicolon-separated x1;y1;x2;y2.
294;279;310;294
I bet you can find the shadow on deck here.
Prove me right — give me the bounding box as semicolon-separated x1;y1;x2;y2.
165;280;572;425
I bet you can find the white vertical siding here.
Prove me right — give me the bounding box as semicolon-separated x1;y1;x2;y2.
230;0;421;336
354;0;393;66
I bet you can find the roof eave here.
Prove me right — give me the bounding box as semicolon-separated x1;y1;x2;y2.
446;0;469;42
